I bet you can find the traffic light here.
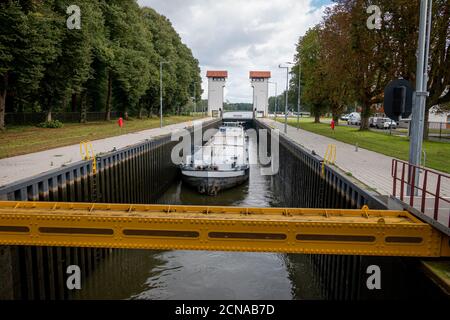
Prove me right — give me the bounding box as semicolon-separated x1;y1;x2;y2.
384;79;413;121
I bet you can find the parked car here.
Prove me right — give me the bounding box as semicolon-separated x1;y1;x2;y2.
347;112;361;125
340;114;350;121
369;117;382;127
383;119;397;129
375;118;397;129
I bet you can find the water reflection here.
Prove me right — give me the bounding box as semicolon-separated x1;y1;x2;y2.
132;251;293;300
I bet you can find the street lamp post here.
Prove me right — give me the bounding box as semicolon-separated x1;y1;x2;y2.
269;81;278;120
279;64;290;134
407;0;433;195
286;61;301;129
408;0;432;194
160;61;169;128
193;82;197;115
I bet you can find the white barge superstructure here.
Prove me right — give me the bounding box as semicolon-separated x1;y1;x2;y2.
180;122;249;195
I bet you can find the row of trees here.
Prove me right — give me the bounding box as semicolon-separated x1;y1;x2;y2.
0;0;202;130
274;0;449;136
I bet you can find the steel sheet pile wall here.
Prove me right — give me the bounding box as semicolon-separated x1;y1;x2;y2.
0;162;100;299
255;119;387;210
95;119;220;204
0;119;221;299
0;161;95;203
96;136;177;204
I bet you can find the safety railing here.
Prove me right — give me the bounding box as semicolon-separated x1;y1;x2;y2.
391;159;450;227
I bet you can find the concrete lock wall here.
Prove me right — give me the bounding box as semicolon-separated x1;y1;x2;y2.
0;119;221;300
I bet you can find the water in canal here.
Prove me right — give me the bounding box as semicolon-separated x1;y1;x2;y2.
74;133;322;300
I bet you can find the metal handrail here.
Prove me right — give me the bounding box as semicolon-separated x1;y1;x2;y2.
391;159;450;227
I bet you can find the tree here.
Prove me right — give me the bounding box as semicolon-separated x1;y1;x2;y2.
101;1;154;119
319;7;354;124
423;0;450;139
334;0;395;130
296;27;329;123
39;0;105;122
0;0;202;128
315;0;449;134
0;1;60;129
141;7;201;116
0;2;22;130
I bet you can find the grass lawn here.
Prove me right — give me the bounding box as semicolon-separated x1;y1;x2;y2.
276;117;450;173
0;116;202;159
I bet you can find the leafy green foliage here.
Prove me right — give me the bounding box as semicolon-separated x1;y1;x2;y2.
37;119;63;128
284;0;449;133
0;0;202;129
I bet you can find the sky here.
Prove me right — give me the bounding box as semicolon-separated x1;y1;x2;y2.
137;0;333;103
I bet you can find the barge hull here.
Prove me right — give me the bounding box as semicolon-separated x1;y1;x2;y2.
181;169;249;195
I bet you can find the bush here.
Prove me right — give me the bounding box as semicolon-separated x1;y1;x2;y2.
37;120;64;128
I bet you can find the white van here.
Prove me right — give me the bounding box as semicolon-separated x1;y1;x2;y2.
347;112;361;125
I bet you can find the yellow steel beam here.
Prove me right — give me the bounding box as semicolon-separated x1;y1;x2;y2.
0;201;448;257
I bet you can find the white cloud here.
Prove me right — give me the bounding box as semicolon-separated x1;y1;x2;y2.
137;0;331;102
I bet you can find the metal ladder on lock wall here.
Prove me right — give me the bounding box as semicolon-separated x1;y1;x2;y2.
319;144;337;206
80;141;98;202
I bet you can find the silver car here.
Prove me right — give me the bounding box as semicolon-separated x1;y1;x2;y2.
376;118;397;129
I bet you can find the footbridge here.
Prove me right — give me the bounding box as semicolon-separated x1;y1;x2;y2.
0;201;449;257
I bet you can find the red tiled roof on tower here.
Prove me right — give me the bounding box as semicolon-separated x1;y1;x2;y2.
249;71;271;78
206;71;228;78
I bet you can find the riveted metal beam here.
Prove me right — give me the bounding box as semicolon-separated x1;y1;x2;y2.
0;201;448;257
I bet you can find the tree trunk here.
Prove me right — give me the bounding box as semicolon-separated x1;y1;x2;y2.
105;70;112;121
79;91;87;123
0;73;7;131
314;113;320;123
46;97;52;122
359;103;370;130
332;113;339;126
138;106;144;119
71;93;78;112
148;106;153;118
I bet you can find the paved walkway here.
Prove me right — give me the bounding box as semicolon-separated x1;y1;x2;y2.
0;118;212;187
263;118;396;194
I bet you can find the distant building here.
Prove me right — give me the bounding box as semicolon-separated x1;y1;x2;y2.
428;106;450;123
250;71;271;117
207;70;228;117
